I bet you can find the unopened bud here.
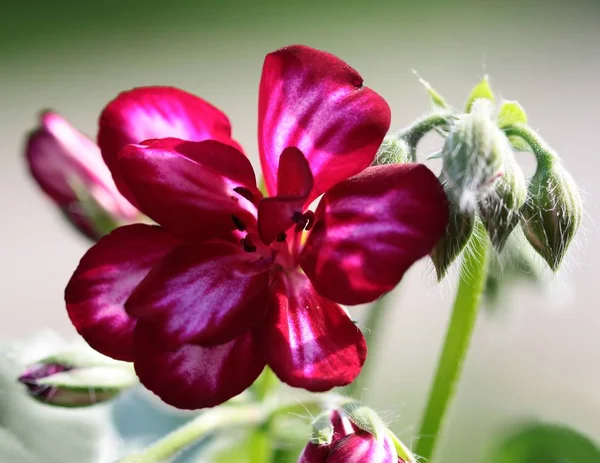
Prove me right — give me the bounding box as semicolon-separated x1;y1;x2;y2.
300;403;414;463
521;162;582;271
18;345;136;407
374;136;412;165
25;111;139;240
431;176;476;280
478;156;527;251
441;100;508;210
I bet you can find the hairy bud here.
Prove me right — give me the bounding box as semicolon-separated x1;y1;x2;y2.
521;162;582;271
431;175;476;280
478;156;527;251
441;99;508;210
18;346;136;407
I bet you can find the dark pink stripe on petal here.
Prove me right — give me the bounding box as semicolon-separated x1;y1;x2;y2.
260;272;366;391
126;241;271;347
258;45;390;202
65;224;180;361
118;138;259;242
301;164;448;305
98;86;242;204
133;327;265;409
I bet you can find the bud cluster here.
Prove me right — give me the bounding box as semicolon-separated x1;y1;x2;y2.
376;75;582;279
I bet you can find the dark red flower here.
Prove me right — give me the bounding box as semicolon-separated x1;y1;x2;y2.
25;111;139;239
65;45;448;409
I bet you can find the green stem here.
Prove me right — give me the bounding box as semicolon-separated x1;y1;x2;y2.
503;124;559;169
346;295;390;397
415;221;489;462
395;112;454;161
119;405;265;463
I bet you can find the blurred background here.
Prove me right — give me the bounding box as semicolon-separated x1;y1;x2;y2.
1;0;599;461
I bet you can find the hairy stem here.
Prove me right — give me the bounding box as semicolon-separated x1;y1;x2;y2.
415;221;489;461
395;112;454;161
503;124;559;169
119;405;265;463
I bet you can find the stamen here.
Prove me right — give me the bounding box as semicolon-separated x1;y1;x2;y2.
276;232;287;242
233;187;254;202
231;215;246;231
303;210;316;231
291;210;315;232
240;236;257;253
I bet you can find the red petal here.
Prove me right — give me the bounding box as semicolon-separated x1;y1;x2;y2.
258;45;391;203
98;86;242;204
298;443;329;463
328;432;398;463
118;138;259;242
259;272;366;391
65;224;180;361
26;111;136;218
301;164;448;305
126;241;271;347
133;327;265;409
257;147;313;244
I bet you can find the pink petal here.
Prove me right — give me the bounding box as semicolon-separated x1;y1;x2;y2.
26;111;137;218
118;138;260;242
133;327;265;409
258;45;391;203
126;241;271;347
259;272;366;391
298;443;329;463
301;164;448;305
98;86;242;204
257;147;313;244
328;432;398;463
65;224;180;361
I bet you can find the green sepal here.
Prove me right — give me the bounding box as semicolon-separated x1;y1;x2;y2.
465;75;495;113
497;100;528;128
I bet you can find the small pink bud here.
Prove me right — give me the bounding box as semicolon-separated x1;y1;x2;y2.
25;111;138;239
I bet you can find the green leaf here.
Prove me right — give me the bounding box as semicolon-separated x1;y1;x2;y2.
491;422;600;463
414;71;449;109
465;75;495;113
497;100;528;128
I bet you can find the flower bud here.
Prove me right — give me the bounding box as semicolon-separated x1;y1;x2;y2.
521;162;582;271
478;156;527;251
441;99;508;211
431;176;476;280
25;111;139;239
374;136;412;165
299;403;415;463
18;345;137;407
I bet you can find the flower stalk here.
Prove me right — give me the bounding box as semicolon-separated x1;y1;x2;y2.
415;220;489;461
119;404;265;463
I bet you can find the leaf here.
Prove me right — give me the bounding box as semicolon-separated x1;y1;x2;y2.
413;71;449;109
465;75;495;113
491;422;600;463
497;100;528;128
508;135;533;153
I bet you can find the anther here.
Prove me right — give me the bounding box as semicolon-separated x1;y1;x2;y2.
303;210;315;231
276;232;287;242
240;236;257;253
233;187;254;203
231;215;246;231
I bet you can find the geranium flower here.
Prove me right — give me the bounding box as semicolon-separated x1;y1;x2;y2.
25;111;140;239
65;45;448;409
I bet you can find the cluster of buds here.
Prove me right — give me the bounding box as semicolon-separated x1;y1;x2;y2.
299;401;415;463
25;111;141;240
377;75;582;279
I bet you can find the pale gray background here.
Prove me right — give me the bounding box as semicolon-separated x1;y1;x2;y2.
1;1;599;461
